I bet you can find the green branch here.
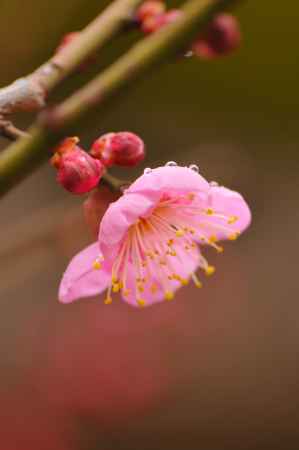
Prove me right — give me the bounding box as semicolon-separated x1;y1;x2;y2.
0;0;242;197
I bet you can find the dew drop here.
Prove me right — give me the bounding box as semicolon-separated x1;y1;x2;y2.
210;181;219;187
189;164;199;173
144;167;152;174
165;161;177;167
184;50;194;58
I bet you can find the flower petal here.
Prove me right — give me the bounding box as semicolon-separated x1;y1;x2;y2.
99;192;158;265
206;186;251;241
127;165;210;196
99;166;210;266
59;243;110;303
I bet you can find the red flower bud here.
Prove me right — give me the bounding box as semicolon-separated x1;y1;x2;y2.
136;1;166;23
90;132;145;168
141;9;182;34
192;14;241;60
53;140;104;194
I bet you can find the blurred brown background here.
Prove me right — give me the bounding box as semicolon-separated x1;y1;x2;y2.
1;1;299;449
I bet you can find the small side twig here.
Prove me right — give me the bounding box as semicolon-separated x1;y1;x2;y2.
0;118;29;141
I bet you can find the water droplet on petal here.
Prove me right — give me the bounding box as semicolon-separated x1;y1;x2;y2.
189;164;199;173
184;50;194;58
165;161;177;167
210;181;219;187
144;167;152;174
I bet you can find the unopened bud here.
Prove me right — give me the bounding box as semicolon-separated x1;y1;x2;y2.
136;1;166;23
192;14;241;60
141;9;182;34
53;140;104;194
90;132;145;168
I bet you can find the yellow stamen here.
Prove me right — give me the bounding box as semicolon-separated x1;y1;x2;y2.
175;229;184;237
192;274;203;288
112;283;121;293
206;208;214;215
209;235;218;243
104;296;112;305
165;291;174;301
228;232;240;241
93;260;102;270
228;215;238;224
137;299;146;307
205;265;216;276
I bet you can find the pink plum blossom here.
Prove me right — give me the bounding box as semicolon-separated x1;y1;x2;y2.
59;164;251;308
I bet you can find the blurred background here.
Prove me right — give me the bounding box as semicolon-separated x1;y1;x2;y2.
1;1;299;449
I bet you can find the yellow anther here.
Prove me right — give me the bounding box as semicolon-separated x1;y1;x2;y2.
216;245;224;253
206;208;214;216
167;239;174;246
150;283;158;294
209;235;218;243
93;260;102;270
228;232;240;241
180;278;189;286
137;299;146;307
104;296;112;305
165;291;174;301
111;275;118;283
205;265;216;276
187;192;195;201
228;215;238;224
137;285;144;293
175;229;185;237
192;274;203;288
123;289;131;297
112;283;121;293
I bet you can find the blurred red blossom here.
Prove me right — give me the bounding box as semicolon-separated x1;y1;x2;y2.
192;14;241;59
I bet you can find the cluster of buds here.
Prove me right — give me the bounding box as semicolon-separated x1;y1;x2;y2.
51;132;145;195
135;1;241;59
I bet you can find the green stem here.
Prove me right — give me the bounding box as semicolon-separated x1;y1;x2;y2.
0;0;143;114
37;0;144;91
0;0;242;197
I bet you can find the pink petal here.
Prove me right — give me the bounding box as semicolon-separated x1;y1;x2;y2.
59;243;110;303
99;166;210;265
127;166;210;196
99;192;158;265
207;186;251;241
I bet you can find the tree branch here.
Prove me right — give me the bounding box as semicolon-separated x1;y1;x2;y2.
0;0;242;197
0;0;143;115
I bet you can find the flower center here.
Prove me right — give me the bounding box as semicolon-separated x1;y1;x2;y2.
95;192;240;307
